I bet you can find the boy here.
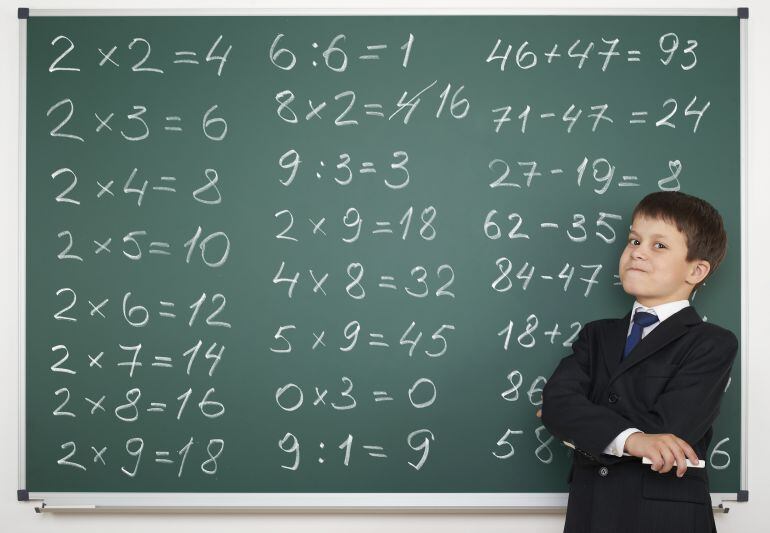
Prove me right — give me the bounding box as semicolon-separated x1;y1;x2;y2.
541;191;739;533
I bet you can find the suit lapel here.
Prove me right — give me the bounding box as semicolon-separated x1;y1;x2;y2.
602;310;632;377
604;305;702;384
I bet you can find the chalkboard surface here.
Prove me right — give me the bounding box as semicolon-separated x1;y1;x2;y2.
21;11;744;505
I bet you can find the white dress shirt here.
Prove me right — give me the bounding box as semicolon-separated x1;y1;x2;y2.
602;299;691;457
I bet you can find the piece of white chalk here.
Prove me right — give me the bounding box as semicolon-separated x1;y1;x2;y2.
642;456;705;468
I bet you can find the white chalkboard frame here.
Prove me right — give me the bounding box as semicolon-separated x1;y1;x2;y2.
17;6;749;512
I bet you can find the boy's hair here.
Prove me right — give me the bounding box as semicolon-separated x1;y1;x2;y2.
631;191;728;293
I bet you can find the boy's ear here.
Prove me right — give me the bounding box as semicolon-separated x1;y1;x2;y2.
687;259;711;285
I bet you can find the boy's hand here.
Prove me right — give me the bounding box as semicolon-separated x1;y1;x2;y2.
536;408;542;418
625;432;699;477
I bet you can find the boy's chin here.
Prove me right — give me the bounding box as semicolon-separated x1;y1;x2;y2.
620;282;646;298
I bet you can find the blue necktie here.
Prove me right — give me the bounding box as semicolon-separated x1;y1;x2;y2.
623;310;660;359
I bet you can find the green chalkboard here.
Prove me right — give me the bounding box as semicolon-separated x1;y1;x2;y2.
21;10;745;508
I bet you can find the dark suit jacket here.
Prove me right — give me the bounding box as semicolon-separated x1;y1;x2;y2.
542;305;739;533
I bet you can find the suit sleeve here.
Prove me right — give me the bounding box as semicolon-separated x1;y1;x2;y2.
541;323;635;462
623;330;739;447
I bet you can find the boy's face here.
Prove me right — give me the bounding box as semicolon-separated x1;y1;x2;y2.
618;215;710;307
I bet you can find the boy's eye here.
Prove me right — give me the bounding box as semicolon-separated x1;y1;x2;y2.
627;238;666;249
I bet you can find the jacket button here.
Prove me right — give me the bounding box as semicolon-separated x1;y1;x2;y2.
599;466;609;477
608;392;618;403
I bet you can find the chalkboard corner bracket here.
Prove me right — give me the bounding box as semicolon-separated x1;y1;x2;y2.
18;7;29;19
737;489;749;502
738;7;749;19
17;489;29;501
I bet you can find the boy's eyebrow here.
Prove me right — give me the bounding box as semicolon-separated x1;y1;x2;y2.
628;230;670;239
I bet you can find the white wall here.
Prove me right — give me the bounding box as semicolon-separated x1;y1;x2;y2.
2;1;767;531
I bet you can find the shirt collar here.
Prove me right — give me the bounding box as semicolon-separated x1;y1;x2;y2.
632;299;691;324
